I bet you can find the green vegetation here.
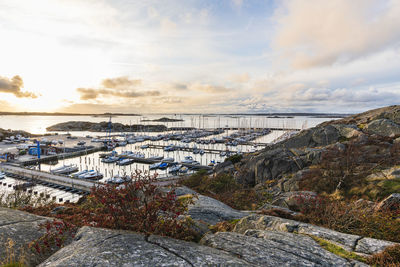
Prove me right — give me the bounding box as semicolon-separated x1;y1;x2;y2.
309;235;367;263
181;171;271;210
225;154;243;164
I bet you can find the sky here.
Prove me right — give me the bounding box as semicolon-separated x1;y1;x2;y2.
0;0;400;114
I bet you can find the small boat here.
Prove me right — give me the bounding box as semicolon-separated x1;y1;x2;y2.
140;144;149;149
102;156;119;163
149;162;162;170
77;141;86;146
199;150;205;155
51;164;79;175
100;150;117;158
158;162;168;170
179;166;189;173
208;160;216;167
80;170;103;180
71;170;89;178
220;151;226;157
116;158;134;166
162;157;174;162
191;161;200;166
0;172;6;180
106;175;131;184
117;141;127;146
181;156;194;164
168;164;181;173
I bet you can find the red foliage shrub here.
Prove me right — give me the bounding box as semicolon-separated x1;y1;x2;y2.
23;171;199;252
29;220;76;254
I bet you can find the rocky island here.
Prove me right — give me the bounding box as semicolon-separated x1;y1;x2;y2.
46;121;168;132
1;105;400;266
141;117;184;122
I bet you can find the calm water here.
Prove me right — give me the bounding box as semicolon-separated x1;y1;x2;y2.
0;114;334;135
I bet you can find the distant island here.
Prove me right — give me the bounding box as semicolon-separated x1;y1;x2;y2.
46;121;167;132
141;117;184;122
0;112;141;116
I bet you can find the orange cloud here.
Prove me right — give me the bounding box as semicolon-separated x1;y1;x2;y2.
0;75;37;98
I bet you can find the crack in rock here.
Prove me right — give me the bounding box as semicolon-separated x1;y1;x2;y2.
145;235;194;267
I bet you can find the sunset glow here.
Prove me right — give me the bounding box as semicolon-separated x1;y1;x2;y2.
1;0;400;113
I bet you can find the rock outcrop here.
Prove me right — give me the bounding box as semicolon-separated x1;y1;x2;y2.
235;105;400;188
233;214;398;255
0;207;51;266
201;231;353;266
39;226;250;267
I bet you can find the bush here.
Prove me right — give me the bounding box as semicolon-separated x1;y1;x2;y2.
225;154;242;164
367;245;400;266
181;172;271;210
292;195;400;242
299;135;400;200
0;189;53;209
23;172;199;244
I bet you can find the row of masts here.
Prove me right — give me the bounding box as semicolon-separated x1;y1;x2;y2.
120;115;301;131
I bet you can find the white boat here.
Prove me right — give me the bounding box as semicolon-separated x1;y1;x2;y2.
0;172;6;179
116;158;134;166
102;156;119;163
181;156;194;164
168;164;181;173
51;164;79;175
220;151;226;157
199;150;205;155
80;170;103;180
140;144;149;149
72;170;89;178
149;162;162;170
106;175;132;184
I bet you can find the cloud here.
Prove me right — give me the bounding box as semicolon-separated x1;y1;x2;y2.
101;77;142;89
77;87;160;100
228;73;250;83
76;76;160;100
0;75;37;98
273;0;400;68
189;83;232;93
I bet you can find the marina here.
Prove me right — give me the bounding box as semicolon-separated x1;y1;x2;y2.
0;114;333;204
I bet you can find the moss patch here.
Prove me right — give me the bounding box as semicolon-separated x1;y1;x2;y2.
309;235;367;263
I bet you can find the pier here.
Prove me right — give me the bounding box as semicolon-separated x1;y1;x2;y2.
1;164;98;193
